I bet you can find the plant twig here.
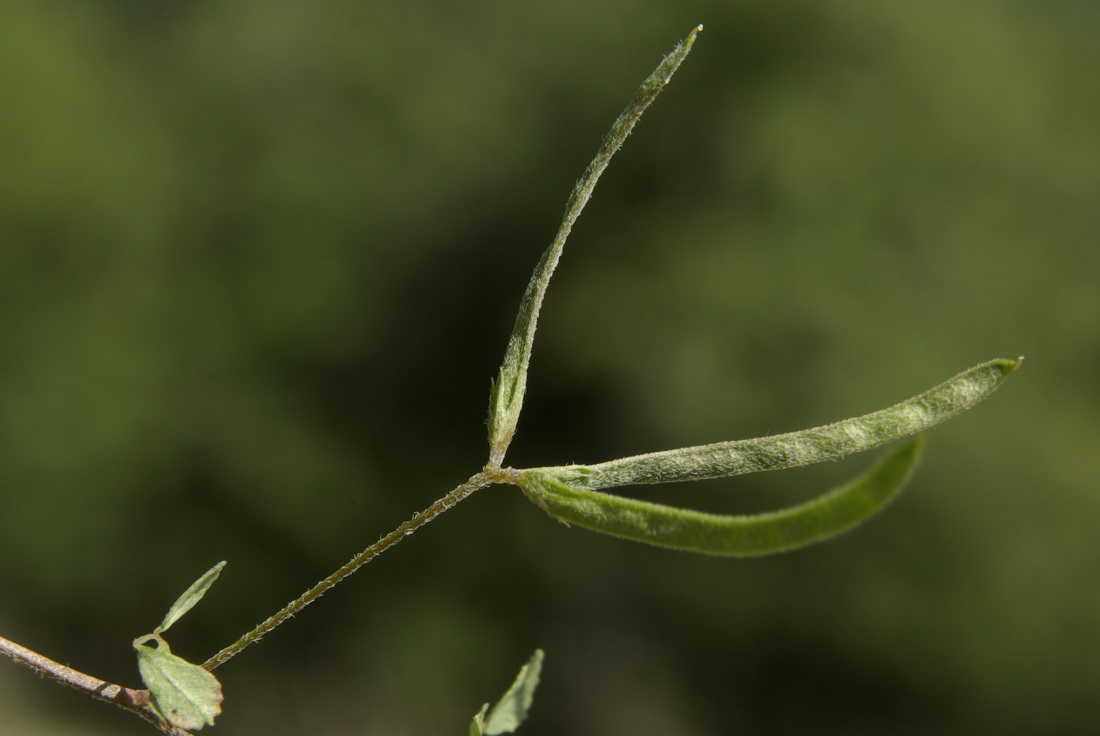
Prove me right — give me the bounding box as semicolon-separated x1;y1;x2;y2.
0;634;188;735
203;469;502;670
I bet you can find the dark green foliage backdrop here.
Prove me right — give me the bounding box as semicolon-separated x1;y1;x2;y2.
1;1;1097;734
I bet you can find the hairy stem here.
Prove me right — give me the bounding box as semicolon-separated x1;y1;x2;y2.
203;470;501;670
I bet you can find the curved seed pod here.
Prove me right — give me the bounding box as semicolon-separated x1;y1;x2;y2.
533;358;1020;490
488;25;704;465
518;436;923;556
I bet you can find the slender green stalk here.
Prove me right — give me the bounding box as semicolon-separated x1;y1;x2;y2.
207;23;708;674
203;470;500;670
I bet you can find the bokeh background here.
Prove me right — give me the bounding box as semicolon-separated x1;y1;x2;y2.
1;1;1097;734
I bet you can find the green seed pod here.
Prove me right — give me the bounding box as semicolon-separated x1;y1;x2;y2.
519;436;923;556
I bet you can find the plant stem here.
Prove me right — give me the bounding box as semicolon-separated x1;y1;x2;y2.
203;469;503;670
0;634;186;735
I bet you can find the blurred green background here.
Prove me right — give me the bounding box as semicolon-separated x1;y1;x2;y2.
1;1;1097;734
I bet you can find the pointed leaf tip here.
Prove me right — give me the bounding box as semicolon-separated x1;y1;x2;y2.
471;703;489;736
482;649;545;735
160;561;226;634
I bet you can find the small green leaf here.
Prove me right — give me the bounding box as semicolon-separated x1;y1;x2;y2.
519;437;923;556
531;358;1019;490
159;561;226;634
470;703;489;736
134;634;224;731
488;25;704;466
471;649;545;736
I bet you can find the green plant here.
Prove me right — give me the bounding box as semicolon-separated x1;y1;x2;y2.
0;25;1019;735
